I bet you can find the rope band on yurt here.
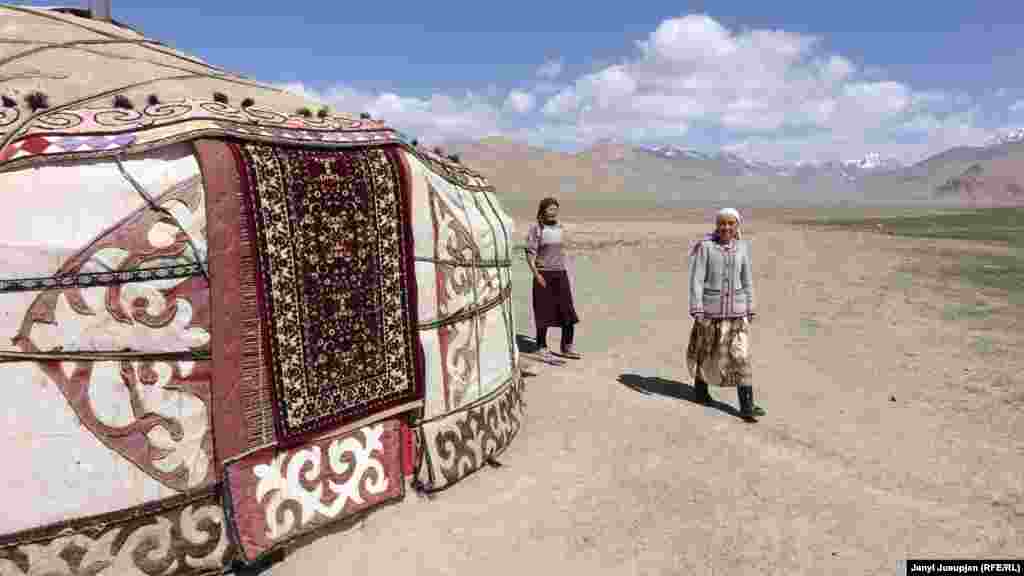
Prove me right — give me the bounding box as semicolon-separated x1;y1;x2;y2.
476;190;518;372
114;156;209;281
0;350;210;363
413;256;510;267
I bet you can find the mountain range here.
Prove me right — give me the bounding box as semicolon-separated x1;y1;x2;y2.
442;129;1024;219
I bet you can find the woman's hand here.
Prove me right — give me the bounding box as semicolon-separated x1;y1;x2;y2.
535;272;547;288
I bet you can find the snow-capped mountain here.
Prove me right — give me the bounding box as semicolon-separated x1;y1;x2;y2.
640;144;911;182
843;152;904;172
640;145;790;176
985;127;1024;147
445;134;1024;210
641;144;712;161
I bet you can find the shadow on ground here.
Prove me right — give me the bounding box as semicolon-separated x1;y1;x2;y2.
617;373;742;419
515;334;543;377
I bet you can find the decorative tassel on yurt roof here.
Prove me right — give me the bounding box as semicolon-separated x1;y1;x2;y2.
24;92;49;112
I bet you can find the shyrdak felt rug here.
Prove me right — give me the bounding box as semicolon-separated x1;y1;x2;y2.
232;142;423;443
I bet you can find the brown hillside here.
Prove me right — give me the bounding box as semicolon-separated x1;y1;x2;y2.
936;150;1024;207
446;137;631;220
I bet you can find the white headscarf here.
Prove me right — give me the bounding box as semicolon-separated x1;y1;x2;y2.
715;208;742;240
690;207;742;256
717;207;742;228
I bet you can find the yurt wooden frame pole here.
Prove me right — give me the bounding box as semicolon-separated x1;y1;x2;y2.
114;156;209;280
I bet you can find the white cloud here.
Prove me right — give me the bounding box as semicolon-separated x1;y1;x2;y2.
724;108;995;166
278;83;503;145
821;55;855;84
276;82;329;105
504;90;536;114
541;87;580;117
537;58;563;80
279;13;999;164
1011;100;1024;113
532;13;991;162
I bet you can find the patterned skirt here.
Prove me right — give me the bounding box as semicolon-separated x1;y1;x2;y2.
686;317;752;388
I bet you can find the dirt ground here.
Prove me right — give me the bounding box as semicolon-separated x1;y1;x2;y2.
257;211;1024;575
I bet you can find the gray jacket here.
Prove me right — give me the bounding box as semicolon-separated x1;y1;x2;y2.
689;238;755;318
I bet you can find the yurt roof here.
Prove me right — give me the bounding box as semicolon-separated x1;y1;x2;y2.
0;4;492;190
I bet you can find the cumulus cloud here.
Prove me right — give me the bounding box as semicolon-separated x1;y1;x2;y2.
504;90;536;114
724;108;994;166
543;14;913;132
277;83;504;145
537;58;563;80
276;82;328;105
533;13;994;162
279;13;1000;163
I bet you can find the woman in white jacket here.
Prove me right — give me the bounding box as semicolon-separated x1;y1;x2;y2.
687;208;764;422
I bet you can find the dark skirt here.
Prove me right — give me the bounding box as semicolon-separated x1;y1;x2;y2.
532;270;580;328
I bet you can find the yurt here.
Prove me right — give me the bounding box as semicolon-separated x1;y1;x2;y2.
0;3;523;573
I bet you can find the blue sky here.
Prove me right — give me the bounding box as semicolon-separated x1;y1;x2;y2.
14;0;1024;164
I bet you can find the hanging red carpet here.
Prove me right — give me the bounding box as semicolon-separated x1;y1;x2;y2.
231;143;424;444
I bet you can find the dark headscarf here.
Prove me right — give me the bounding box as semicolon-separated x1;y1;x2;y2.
536;197;560;227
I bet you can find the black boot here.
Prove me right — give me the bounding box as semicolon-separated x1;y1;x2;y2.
694;377;712;405
738;386;758;422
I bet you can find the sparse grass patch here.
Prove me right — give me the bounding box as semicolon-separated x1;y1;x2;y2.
942;301;993;322
795;208;1024;301
970;335;999;356
890;270;915;291
800;317;821;337
793;207;1024;246
946;253;1024;295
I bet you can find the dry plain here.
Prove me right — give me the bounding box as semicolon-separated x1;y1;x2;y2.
255;208;1024;575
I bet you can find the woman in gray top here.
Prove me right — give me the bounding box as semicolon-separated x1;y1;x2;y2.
686;208;764;422
525;197;581;361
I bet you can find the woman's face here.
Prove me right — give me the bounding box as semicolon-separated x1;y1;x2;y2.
716;215;738;241
544;203;560;219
